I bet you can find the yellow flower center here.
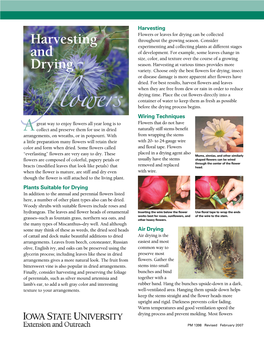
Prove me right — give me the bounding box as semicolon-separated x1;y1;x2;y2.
215;130;225;137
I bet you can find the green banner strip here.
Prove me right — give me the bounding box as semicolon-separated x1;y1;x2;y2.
2;11;264;19
2;1;264;12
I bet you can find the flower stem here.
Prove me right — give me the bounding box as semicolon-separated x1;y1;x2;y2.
163;196;178;209
168;200;178;209
108;29;129;37
110;38;129;41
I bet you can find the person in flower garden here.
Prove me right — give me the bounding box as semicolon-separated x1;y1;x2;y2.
138;176;190;210
23;26;129;116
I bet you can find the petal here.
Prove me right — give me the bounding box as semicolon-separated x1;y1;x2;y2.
139;176;168;204
206;121;217;131
214;141;221;152
202;135;218;142
218;138;227;151
204;136;220;146
225;124;236;133
219;118;229;130
212;118;220;126
227;139;236;147
222;135;232;142
223;129;236;138
195;179;211;197
201;127;217;136
233;131;240;138
209;177;220;191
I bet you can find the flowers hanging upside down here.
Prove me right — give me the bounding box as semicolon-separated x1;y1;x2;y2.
201;118;240;152
138;176;178;209
54;54;105;99
24;89;59;115
217;230;242;279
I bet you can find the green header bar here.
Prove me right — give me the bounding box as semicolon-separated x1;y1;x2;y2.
1;11;264;19
1;1;264;13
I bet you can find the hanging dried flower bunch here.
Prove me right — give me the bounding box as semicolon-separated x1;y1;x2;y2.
203;231;216;271
194;231;204;273
217;230;234;256
179;236;186;254
183;227;203;273
222;259;237;278
217;230;242;278
184;227;199;262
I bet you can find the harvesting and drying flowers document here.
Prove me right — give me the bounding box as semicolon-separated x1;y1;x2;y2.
1;2;264;341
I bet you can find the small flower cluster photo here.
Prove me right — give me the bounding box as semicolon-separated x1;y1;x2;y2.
23;26;129;116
